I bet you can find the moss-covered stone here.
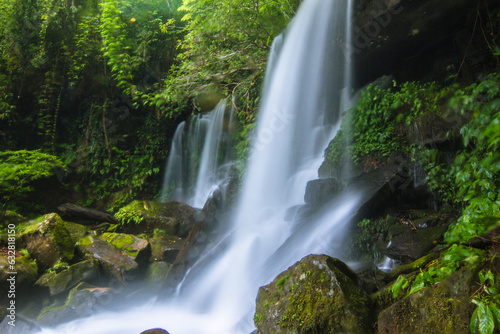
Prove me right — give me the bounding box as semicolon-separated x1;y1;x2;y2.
146;261;170;286
115;200;198;238
18;213;85;268
35;259;99;295
37;282;112;326
52;218;75;261
378;264;483;333
149;237;184;263
0;251;38;296
99;233;147;258
386;225;447;262
77;236;139;281
255;255;374;334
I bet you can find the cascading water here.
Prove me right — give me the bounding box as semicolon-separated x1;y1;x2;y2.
160;100;237;208
37;0;358;333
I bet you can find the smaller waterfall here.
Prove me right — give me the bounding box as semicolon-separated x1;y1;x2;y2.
160;100;238;208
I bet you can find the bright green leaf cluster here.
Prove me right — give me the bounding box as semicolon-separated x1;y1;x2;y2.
0;150;64;203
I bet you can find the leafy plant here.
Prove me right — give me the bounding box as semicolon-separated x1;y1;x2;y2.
114;206;144;225
470;270;500;334
0;150;64;205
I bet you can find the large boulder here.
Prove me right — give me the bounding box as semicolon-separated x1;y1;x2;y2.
115;200;198;238
150;237;184;264
254;254;374;334
35;259;99;295
146;261;170;286
37;282;112;326
385;225;447;262
377;263;493;333
304;178;344;209
77;236;140;282
99;232;150;264
18;213;89;272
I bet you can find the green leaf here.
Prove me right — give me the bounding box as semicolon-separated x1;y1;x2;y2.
478;303;494;334
471;306;479;334
490;304;500;328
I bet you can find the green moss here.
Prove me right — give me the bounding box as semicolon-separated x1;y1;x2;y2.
100;232;139;257
257;256;373;333
18;214;50;236
16;252;38;281
276;274;291;291
78;235;94;248
254;312;265;326
52;219;75;261
320;80;451;178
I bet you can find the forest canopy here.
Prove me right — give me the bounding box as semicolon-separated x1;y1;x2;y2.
0;0;301;212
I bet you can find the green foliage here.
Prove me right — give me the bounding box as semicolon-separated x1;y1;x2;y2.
114;205;144;225
324;80;449;174
0;0;184;209
0;150;64;204
155;0;300;117
470;270;500;334
423;74;500;244
347;218;393;263
390;274;409;298
391;245;483;298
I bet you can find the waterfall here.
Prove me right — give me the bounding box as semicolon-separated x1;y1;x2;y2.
37;0;356;333
160;100;237;208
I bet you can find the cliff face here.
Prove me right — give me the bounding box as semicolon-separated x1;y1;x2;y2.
351;0;498;87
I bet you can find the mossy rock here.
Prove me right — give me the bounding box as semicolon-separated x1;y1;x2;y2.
35;259;99;295
149;237;184;263
77;235;139;282
99;232;149;261
386;225;447;262
377;264;483;333
146;261;170;286
304;178;344;209
19;213;85;269
255;254;375;334
37;282;112;326
0;251;38;296
115;200;198;238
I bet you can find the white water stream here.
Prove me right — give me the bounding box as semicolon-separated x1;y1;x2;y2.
160;100;237;208
36;1;358;333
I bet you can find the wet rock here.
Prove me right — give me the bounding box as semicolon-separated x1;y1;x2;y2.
146;261;170;286
150;237;184;263
35;259;99;295
19;213;87;271
254;254;374;334
99;232;150;265
304;178;344;209
0;314;41;333
0;251;38;296
116;200;198;238
78;236;139;282
378;264;484;333
140;329;170;334
386;225;447;262
37;282;112;326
